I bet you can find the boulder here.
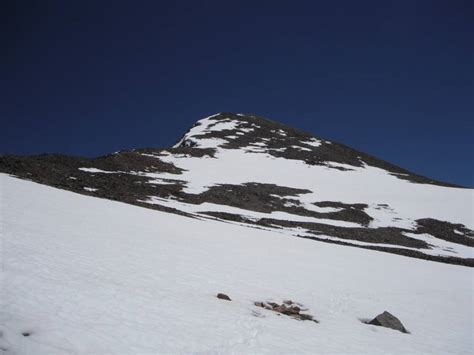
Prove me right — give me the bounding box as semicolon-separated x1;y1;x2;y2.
369;311;408;333
216;293;231;301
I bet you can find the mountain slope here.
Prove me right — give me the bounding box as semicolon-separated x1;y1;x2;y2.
1;174;473;354
1;113;473;265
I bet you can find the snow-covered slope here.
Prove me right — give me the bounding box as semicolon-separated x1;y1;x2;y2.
2;112;471;265
1;174;473;354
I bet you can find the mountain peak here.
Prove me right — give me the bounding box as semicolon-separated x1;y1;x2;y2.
173;112;317;151
1;112;472;267
171;113;460;188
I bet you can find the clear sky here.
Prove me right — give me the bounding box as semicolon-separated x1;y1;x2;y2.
2;0;473;186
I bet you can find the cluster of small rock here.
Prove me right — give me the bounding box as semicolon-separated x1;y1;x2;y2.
216;293;408;333
254;300;318;322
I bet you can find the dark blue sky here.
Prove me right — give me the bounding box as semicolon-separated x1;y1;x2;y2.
2;0;473;186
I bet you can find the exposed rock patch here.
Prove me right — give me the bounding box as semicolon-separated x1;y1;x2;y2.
0;153;193;218
180;185;373;226
313;201;368;211
185;183;311;214
300;234;474;267
256;218;428;248
416;219;474;247
254;300;318;322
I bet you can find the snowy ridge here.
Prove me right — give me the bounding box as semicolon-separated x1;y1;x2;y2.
1;112;473;266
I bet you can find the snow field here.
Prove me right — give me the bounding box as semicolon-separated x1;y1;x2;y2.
1;174;473;354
